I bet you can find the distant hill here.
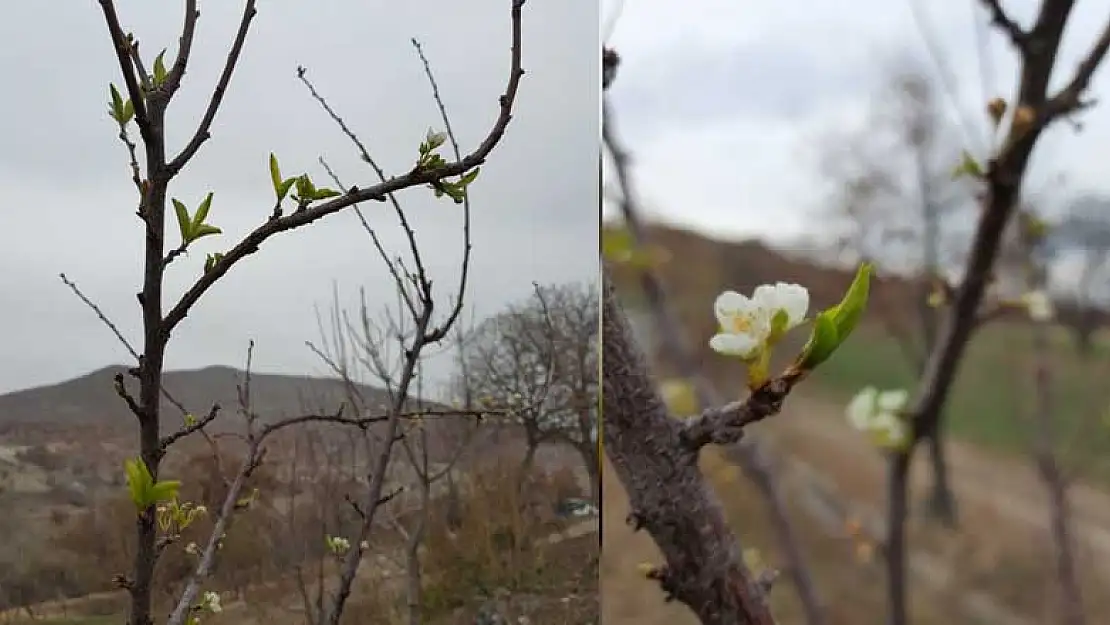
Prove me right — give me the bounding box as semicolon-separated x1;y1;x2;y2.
0;365;496;465
0;365;390;428
605;221;1110;354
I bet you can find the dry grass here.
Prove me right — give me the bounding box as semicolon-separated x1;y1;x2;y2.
601;389;1110;624
0;452;598;625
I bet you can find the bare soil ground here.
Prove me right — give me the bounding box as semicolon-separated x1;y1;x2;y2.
601;391;1110;624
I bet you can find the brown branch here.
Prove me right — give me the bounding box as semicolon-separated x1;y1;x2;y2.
411;37;474;341
979;0;1028;50
161;0;525;338
317;157;418;319
58;273;197;421
602;277;775;625
166;0;200;92
883;4;1110;623
59;272;139;360
166;0;258;175
679;375;803;450
96;0;150;138
158;402;220;451
603;60;825;625
296;66;429;318
114;373;142;419
1046;17;1110;119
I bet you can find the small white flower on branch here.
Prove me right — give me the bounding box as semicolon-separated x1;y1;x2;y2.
709;282;809;359
846;386;911;450
1021;289;1054;322
325;535;351;555
201;591;222;613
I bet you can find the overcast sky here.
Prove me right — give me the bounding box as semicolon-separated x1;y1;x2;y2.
0;1;597;395
603;0;1110;251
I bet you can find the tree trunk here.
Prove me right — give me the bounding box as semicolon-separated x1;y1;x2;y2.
885;451;912;625
1032;323;1086;625
922;431;957;527
405;490;430;625
577;442;601;505
515;440;539;495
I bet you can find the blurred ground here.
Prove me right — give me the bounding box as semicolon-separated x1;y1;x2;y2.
602;304;1110;624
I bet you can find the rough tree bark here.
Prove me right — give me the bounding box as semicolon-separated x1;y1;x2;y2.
601;275;777;625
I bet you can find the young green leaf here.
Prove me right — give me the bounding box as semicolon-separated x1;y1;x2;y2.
795;263;872;370
121;99;135;124
172;198;193;243
193;192;214;228
294;175;313;201
191;224;222;241
278;178;297;201
311;187;341;200
952;150;983;180
124;458;150;509
828;262;872;343
602;227;635;263
796;310;839;369
110;84;123;112
269;153;283;198
153;49;168;86
148;480;182;505
108;84;124;121
460;167;480;186
204;252;225;274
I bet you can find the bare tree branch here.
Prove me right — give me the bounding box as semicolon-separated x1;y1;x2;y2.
882;5;1110;623
979;0;1028;50
1046;18;1110;119
162;0;524;337
96;0;150;137
166;0;258;174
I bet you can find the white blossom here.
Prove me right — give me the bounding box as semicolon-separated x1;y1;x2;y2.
325;535;351;554
752;282;809;334
846;386;910;449
202;591;222;613
709;283;809;358
1021;289;1054;322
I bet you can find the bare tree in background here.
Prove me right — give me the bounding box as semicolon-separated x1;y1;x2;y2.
63;3;526;624
1009;207;1089;625
386;338;481;625
823;67;979;526
876;3;1110;623
460;282;601;504
1048;194;1110;355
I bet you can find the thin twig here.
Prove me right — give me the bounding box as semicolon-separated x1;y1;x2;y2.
979;0;1028;50
166;0;258;175
59;272;139;360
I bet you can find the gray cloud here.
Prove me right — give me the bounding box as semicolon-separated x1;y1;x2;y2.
603;0;1110;246
0;1;598;394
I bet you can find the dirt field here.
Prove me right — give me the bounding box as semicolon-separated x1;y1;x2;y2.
601;390;1110;624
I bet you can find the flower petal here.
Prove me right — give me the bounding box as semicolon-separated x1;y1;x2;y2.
710;333;761;358
714;290;754;324
846;386;878;430
876;389;909;412
753;282;809;329
775;283;810;327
